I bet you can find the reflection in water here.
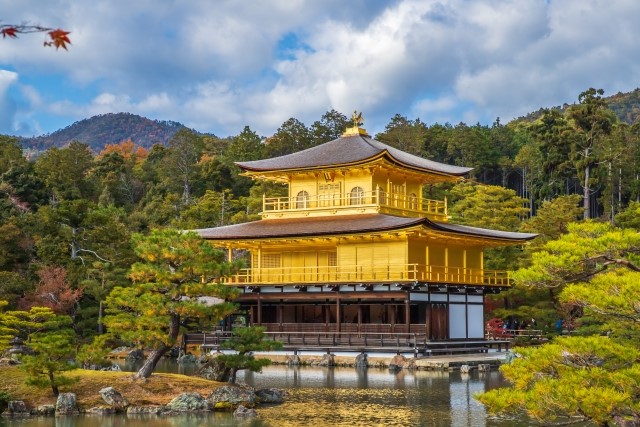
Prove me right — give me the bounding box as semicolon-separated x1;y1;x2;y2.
1;365;526;427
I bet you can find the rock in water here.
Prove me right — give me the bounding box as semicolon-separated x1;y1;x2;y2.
255;388;285;404
355;352;369;368
3;401;28;416
233;405;258;417
31;405;55;416
56;393;79;415
99;387;129;410
208;385;257;411
165;392;209;412
460;364;471;373
126;405;165;415
126;349;144;361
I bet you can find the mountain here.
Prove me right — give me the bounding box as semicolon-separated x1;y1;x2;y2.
513;88;640;125
20;112;196;153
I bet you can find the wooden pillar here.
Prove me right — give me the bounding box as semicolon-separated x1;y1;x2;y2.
357;304;362;335
257;293;262;326
405;293;410;333
389;304;396;333
278;304;283;332
336;294;341;333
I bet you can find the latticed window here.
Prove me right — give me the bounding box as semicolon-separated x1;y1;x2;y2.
319;183;340;206
262;253;281;268
349;186;365;205
328;251;337;267
296;190;309;209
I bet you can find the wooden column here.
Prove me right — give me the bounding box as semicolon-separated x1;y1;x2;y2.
336;294;341;333
405;293;410;333
278;304;283;332
357;304;362;335
257;293;262;326
390;304;396;333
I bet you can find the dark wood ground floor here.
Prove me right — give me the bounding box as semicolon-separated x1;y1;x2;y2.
231;288;487;341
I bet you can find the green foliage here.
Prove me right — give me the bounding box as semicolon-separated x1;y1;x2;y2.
615;201;640;230
513;221;640;289
19;312;78;397
0;390;12;413
104;229;239;377
480;219;640;425
219;326;282;384
477;336;640;425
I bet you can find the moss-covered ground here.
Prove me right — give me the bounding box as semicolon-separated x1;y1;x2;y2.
0;366;222;409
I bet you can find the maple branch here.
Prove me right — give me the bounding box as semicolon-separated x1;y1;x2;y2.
0;23;71;49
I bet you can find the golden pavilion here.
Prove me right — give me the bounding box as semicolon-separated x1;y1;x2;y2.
195;114;535;341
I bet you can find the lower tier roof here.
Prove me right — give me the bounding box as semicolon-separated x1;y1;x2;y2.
193;214;537;243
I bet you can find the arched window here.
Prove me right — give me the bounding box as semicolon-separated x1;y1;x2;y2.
350;186;365;205
409;193;418;210
296;190;309;209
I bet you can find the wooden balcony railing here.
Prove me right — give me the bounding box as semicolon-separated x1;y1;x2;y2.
221;264;510;287
262;189;447;218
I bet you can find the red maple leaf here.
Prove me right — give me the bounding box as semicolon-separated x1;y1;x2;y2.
47;28;71;50
1;27;19;38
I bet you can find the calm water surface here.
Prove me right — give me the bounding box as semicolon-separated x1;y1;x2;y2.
1;361;529;427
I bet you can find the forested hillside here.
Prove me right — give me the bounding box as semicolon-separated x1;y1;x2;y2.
20;113;193;152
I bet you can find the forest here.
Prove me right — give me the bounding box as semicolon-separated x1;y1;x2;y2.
0;87;637;337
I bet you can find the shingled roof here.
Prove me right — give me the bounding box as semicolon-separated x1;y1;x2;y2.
194;214;537;242
236;134;473;176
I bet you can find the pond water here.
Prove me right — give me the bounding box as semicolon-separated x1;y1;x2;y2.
1;360;529;427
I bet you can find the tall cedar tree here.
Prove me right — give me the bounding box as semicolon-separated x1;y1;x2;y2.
104;229;239;378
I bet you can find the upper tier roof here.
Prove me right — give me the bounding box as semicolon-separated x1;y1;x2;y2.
236;134;473;176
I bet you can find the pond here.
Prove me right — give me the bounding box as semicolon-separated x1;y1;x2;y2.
1;361;529;427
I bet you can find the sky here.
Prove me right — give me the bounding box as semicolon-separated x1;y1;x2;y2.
1;0;639;139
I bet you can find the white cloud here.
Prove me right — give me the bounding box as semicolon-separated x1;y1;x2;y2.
3;0;640;137
0;70;19;133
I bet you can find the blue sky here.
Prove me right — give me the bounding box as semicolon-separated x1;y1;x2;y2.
1;0;639;138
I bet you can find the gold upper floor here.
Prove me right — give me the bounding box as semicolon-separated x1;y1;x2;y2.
258;163;451;221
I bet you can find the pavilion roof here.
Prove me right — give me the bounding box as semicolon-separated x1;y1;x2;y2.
193;214;537;242
236;134;473;176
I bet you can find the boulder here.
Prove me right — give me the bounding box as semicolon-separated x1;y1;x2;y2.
613;415;640;427
355;352;369;368
317;353;335;367
0;358;19;366
3;401;29;416
126;405;165;415
86;406;116;415
286;354;301;366
165;392;208;412
389;353;407;370
101;364;121;372
56;393;79;415
460;364;471;373
177;354;197;364
208;385;257;411
233;405;258;418
477;364;491;372
126;349;144;361
197;358;231;382
255;388;285;404
99;387;129;410
31;404;55;416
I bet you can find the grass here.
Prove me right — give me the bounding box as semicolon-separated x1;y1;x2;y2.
0;366;223;409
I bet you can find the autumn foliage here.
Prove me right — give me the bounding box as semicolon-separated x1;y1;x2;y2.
1;24;71;50
98;139;148;162
19;266;82;314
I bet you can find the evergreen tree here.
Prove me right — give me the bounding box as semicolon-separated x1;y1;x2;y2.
104;229;239;378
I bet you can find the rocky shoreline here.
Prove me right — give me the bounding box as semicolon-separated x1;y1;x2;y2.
2;384;285;419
